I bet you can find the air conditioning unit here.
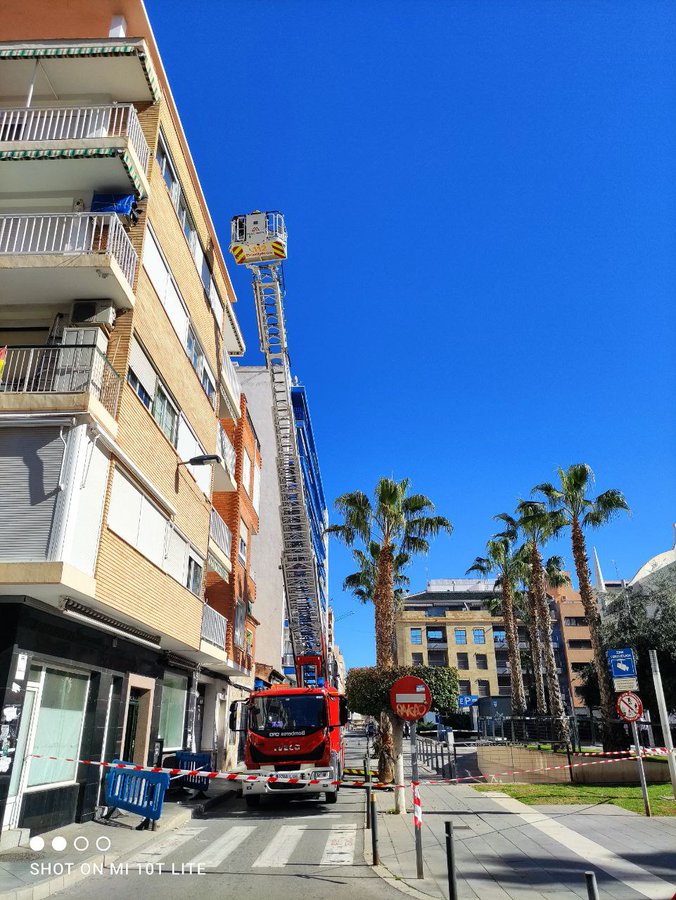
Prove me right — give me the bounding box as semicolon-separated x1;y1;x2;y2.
70;300;116;327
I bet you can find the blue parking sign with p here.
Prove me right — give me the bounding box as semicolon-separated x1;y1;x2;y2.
607;648;637;678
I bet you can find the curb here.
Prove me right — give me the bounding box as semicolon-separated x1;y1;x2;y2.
372;863;446;900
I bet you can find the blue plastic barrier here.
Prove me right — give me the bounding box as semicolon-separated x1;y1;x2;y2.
105;760;170;823
175;751;212;793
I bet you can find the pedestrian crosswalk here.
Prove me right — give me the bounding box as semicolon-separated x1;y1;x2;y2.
124;821;360;872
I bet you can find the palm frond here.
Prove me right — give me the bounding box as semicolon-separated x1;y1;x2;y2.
583;489;630;528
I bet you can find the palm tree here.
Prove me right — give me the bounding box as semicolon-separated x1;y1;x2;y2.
467;532;528;716
516;500;570;745
533;465;630;744
328;478;452;795
514;550;547;714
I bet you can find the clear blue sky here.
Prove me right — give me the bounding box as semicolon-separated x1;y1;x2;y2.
147;0;676;670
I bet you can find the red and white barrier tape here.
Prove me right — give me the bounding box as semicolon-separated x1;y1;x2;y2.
412;781;422;827
27;748;673;792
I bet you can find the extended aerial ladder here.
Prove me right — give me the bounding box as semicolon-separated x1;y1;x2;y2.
229;212;326;687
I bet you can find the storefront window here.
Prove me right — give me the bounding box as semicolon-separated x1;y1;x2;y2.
27;668;89;787
159;673;188;750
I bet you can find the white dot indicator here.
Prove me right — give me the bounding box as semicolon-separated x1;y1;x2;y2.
29;836;45;852
74;836;89;852
96;836;111;852
52;836;67;852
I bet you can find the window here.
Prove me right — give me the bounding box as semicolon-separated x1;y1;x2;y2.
458;680;471;696
187;553;203;596
571;662;588;673
568;639;592;649
27;667;89;787
177;415;211;497
128;337;157;409
234;600;245;649
411;652;423;665
245;629;254;656
159;672;187;750
426;628;446;643
238;518;248;564
493;629;507;644
152;384;179;445
477;680;490;698
127;370;152;410
473;628;486;644
242;451;252;495
425;606;446;617
187;325;217;408
455;628;467;645
564;617;588;627
456;652;469;670
252;464;261;514
156;135;179;202
410;628;422;645
476;654;488;670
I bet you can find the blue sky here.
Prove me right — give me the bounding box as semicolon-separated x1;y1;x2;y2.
147;1;676;670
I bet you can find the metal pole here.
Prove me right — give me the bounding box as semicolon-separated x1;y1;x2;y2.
631;720;651;817
411;721;424;879
649;649;676;799
445;821;458;900
365;783;372;830
584;871;600;900
370;792;379;865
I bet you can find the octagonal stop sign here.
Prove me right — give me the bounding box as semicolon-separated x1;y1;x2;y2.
390;675;432;721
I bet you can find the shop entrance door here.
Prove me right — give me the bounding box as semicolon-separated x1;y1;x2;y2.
4;686;37;830
123;688;143;762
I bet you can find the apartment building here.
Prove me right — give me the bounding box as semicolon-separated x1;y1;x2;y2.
0;0;253;836
548;581;595;711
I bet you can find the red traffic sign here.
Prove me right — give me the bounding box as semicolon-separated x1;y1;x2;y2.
390;676;432;721
616;691;643;723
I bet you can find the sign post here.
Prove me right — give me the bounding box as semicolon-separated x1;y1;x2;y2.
648;649;676;799
616;691;651;817
390;675;432;881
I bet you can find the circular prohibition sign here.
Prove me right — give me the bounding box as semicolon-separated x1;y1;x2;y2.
616;691;643;723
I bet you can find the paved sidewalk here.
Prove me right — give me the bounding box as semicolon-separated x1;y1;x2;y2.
0;780;238;900
372;746;676;900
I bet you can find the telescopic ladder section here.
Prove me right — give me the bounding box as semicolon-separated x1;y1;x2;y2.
249;263;325;679
229;212;326;683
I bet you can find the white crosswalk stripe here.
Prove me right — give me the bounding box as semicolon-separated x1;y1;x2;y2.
187;825;257;869
126;826;206;869
251;825;306;868
320;823;357;867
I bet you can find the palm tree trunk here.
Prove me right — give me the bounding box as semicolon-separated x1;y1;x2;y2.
531;543;570;746
527;588;548;715
374;542;395;669
571;516;618;749
502;580;527;715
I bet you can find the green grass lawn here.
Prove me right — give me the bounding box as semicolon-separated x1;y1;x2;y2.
473;782;676;816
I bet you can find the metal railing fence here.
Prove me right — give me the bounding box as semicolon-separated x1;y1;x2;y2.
201;604;227;649
209;507;232;558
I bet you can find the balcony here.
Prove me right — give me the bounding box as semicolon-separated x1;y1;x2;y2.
0;104;150;197
220;352;242;420
214;422;237;492
201;604;227;651
209;508;232;572
0;343;121;419
0;212;137;308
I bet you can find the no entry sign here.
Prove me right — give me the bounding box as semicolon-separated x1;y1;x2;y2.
616;691;643;723
390;676;432;721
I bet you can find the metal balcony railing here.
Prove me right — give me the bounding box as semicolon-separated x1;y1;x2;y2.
209;508;232;558
217;421;236;481
0;344;121;416
0;213;138;288
221;352;241;409
0;103;150;172
201;604;227;650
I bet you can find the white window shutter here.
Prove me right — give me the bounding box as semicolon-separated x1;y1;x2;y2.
164;279;189;346
138;497;167;568
128;337;157;401
164;526;188;583
143;227;169;299
252;464;261;514
108;470;142;546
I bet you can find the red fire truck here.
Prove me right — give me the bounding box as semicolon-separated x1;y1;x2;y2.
231;655;348;806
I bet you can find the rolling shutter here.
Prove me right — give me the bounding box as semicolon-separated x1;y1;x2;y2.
128;337;157;401
143;227;169;299
107;469;142;546
164;526;187;583
138;497;167;568
0;426;66;561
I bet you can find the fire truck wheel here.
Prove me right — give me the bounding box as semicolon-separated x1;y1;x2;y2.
245;794;261;808
324;790;338;804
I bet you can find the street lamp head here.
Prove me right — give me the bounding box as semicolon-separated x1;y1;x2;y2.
177;454;222;467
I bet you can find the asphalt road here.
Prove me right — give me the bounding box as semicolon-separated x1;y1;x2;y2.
53;733;401;900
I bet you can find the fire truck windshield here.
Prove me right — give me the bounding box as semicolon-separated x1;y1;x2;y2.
249;694;326;734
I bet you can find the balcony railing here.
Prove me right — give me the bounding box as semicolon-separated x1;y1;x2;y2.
222;352;241;409
217;422;236;481
0;344;121;416
0;213;138;288
209;508;232;558
201;604;227;650
0;103;150;173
